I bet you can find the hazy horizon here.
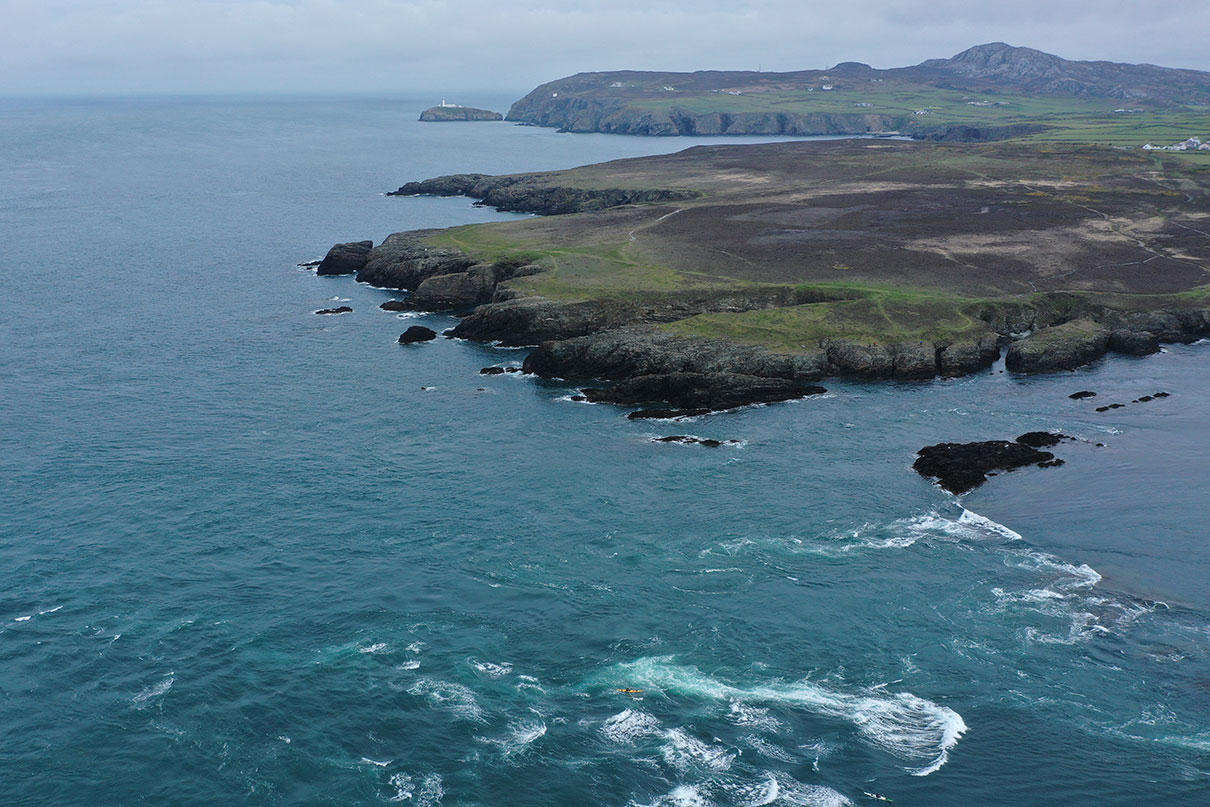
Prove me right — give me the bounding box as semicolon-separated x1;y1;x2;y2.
3;0;1209;97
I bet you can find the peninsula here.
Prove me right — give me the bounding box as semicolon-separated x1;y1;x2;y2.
319;137;1210;413
507;43;1210;146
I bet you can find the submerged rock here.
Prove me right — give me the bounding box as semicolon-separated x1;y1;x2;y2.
1069;390;1097;400
653;435;739;447
315;306;352;315
399;326;437;344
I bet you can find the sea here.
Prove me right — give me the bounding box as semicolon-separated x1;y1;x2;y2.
1;93;1208;807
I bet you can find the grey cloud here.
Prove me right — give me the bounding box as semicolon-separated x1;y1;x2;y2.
1;0;1206;95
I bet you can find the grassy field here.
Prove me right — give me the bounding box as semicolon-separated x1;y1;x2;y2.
593;77;1210;148
420;140;1210;354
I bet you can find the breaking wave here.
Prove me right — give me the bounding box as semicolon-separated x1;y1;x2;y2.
606;657;965;776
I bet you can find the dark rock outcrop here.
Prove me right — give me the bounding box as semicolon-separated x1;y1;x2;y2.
582;372;825;413
914;434;1070;494
315;306;353;315
356;230;478;290
1069;390;1097;399
1005;320;1111;373
653;435;740;447
1108;328;1161;356
389;174;698;216
316;240;373;276
522;327;827;382
408;264;499;309
399;326;437;344
1015;431;1071;449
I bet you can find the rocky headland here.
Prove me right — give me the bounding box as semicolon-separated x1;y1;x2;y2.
315;139;1210;413
505;43;1210;141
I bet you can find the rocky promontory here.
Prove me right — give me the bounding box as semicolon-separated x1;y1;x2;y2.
388;173;698;216
314;138;1210;411
419;106;502;122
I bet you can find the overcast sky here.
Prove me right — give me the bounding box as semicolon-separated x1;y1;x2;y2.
3;1;1208;96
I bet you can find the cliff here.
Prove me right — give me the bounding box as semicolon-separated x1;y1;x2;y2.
505;43;1210;140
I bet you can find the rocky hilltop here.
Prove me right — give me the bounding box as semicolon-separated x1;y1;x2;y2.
419;105;503;122
317;139;1210;412
506;43;1210;139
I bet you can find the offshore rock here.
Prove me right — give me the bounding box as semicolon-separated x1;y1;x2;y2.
1005;319;1111;373
316;240;373;276
582;372;825;412
315;306;353;315
398;326;437;344
419;106;503;122
914;438;1062;494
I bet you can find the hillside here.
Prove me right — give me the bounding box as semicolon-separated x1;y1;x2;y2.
506;43;1210;145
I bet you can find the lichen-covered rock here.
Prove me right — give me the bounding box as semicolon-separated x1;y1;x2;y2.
1005;320;1111;373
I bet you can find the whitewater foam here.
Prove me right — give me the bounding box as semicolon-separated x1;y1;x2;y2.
406;679;484;722
602;709;662;743
133;675;175;708
659;727;736;772
608;657;966;775
470;659;513;678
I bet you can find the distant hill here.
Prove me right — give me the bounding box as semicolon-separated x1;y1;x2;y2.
506;44;1210;141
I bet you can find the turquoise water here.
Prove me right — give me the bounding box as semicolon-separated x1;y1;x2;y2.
2;95;1208;806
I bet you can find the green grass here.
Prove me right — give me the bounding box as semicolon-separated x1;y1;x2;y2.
660;292;993;353
614;82;1210;148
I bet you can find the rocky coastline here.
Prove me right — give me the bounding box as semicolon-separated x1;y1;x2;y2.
312;229;1210;412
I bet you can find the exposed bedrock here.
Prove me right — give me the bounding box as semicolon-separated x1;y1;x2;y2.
388;174;699;215
914;433;1072;494
316;240;373;276
355;230;479;290
521;327;827;382
582;372;826;413
1005;319;1111;373
399;326;437;344
408;264;500;309
1108;328;1160;357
